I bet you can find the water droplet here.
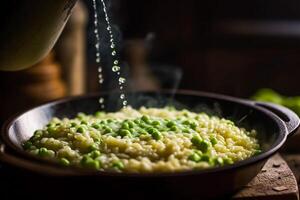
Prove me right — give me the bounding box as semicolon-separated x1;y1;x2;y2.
119;77;126;84
112;66;120;72
93;0;130;107
99;98;104;103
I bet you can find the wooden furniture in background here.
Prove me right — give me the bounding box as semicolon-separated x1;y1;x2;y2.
0;52;66;124
55;1;88;96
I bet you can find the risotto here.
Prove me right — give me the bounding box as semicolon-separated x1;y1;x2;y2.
23;107;260;173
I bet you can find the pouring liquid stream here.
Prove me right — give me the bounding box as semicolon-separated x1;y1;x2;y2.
92;0;127;109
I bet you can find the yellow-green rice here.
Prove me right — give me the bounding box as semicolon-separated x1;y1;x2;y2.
23;107;260;173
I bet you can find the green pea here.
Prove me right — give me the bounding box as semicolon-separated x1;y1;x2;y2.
92;123;101;129
128;121;135;128
188;153;201;162
77;126;85;133
158;126;168;132
47;122;58;128
119;129;131;137
134;119;141;124
223;158;234;165
166;121;176;128
104;127;113;134
112;161;124;170
191;136;210;153
198;140;210;153
190;122;197;130
146;127;155;134
139;123;149;129
77;113;86;120
30;149;39;155
81;156;100;170
23;141;32;150
210;137;218;146
71;122;77;127
138;128;148;135
129;128;136;134
122;123;130;129
200;154;210;162
47;126;56;134
152;120;160;126
141;115;150;123
213;157;224;166
88;144;98;152
182;120;190;125
47;150;55;157
38;147;48;157
59;158;70;166
107;119;113;123
95;111;104;117
170;126;178;131
254;149;262;156
81;120;88;125
34;130;43;135
81;155;91;163
90;150;101;159
151;130;162;140
191;135;202;146
183;112;189;117
182;128;191;133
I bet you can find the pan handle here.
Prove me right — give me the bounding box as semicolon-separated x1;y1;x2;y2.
253;101;300;137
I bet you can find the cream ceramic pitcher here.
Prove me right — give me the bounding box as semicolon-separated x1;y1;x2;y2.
0;0;78;71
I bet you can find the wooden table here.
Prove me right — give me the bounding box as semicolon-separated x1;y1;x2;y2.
233;154;299;200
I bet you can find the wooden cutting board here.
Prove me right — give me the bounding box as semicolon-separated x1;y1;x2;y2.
233;154;299;200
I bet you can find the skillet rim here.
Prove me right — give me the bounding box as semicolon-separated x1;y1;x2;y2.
0;90;288;177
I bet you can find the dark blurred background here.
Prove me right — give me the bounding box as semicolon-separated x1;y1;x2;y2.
2;0;300;123
84;0;300;97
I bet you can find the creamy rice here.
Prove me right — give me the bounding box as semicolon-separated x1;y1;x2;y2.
23;107;260;173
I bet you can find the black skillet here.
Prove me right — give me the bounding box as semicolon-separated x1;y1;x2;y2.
0;90;299;199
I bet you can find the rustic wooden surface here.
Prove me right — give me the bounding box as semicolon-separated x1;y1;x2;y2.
233;154;299;200
284;154;300;183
